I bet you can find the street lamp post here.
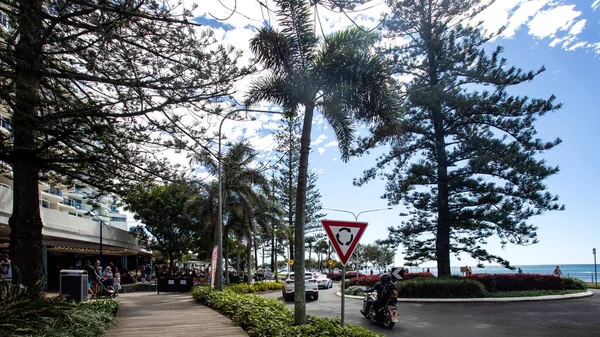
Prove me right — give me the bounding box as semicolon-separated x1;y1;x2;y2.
84;211;110;267
322;207;393;222
321;206;392;327
216;107;282;291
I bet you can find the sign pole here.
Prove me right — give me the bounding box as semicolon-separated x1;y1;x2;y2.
594;248;597;286
321;219;369;330
341;264;346;327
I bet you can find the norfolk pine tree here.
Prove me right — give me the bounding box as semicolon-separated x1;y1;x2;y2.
272;115;325;261
355;0;563;277
0;0;247;287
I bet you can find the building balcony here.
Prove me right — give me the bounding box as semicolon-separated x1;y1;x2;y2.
40;191;63;203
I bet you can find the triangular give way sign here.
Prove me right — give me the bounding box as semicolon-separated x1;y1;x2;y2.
322;220;368;266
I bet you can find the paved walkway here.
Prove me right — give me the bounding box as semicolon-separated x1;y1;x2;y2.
105;292;248;337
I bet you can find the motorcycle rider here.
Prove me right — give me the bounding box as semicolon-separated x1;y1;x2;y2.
361;273;396;317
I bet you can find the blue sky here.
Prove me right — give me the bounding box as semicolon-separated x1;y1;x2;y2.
169;0;600;268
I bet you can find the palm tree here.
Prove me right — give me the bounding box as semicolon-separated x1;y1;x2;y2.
245;0;397;324
314;239;329;272
193;142;270;285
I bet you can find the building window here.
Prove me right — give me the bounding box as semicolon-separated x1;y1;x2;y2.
0;11;9;31
0;115;9;130
41;200;50;208
48;187;62;196
110;206;118;212
110;217;126;222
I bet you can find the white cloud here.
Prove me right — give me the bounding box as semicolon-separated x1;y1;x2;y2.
527;5;581;39
565;41;587;51
592;0;600;11
324;141;338;149
502;0;550;38
568;19;586;36
311;134;328;146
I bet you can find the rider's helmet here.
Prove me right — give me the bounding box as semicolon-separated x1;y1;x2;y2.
380;274;390;284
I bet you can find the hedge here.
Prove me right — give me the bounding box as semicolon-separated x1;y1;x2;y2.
346;275;379;288
404;272;436;280
192;286;383;337
398;278;487;298
326;272;365;281
464;274;583;292
228;281;282;294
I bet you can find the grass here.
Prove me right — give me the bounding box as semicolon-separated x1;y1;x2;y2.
585;282;600;289
485;289;586;298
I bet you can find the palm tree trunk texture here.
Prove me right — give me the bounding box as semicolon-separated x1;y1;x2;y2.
293;103;315;325
246;234;252;285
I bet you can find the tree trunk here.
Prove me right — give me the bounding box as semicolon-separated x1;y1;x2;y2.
224;227;230;284
246;234;252;285
288;132;294;261
9;161;44;288
293;103;314;325
254;236;258;270
9;0;45;288
169;255;174;275
271;230;275;273
428;51;451;277
236;240;241;278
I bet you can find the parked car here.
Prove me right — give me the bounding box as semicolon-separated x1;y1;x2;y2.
253;268;273;281
314;273;333;289
282;272;319;301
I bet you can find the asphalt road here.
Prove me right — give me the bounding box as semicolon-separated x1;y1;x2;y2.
261;286;600;337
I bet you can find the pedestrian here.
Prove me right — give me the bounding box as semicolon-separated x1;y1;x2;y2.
426;267;430;273
370;269;373;275
145;264;152;283
553;265;563;277
0;254;12;285
518;267;523;274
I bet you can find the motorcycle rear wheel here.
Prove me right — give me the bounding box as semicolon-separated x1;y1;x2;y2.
383;311;395;329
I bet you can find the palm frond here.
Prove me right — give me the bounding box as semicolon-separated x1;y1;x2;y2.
274;0;318;70
249;25;294;73
244;75;300;111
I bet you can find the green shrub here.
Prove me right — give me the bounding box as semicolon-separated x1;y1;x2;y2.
192;286;382;337
561;277;587;290
227;281;282;294
0;280;118;336
398;277;486;298
345;285;365;296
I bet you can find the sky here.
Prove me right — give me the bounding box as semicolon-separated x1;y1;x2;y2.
148;0;600;268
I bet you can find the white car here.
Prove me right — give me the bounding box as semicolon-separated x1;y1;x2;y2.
314;273;333;289
282;272;319;301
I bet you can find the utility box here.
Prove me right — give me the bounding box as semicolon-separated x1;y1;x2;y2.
60;269;88;301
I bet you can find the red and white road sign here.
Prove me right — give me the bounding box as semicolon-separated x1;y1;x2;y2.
322;220;368;266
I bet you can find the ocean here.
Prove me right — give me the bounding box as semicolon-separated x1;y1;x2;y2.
399;264;600;283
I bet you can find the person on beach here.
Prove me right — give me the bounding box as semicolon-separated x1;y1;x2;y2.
553;265;563;277
518;267;523;274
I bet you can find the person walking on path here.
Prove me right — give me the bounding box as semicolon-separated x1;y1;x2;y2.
553;266;563;277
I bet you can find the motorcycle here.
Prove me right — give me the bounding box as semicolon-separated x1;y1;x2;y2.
361;290;398;329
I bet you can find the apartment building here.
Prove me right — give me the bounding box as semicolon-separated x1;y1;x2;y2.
0;175;151;289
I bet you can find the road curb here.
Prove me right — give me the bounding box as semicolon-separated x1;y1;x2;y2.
336;290;594;302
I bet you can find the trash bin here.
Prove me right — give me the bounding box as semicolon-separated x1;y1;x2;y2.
60;269;88;301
